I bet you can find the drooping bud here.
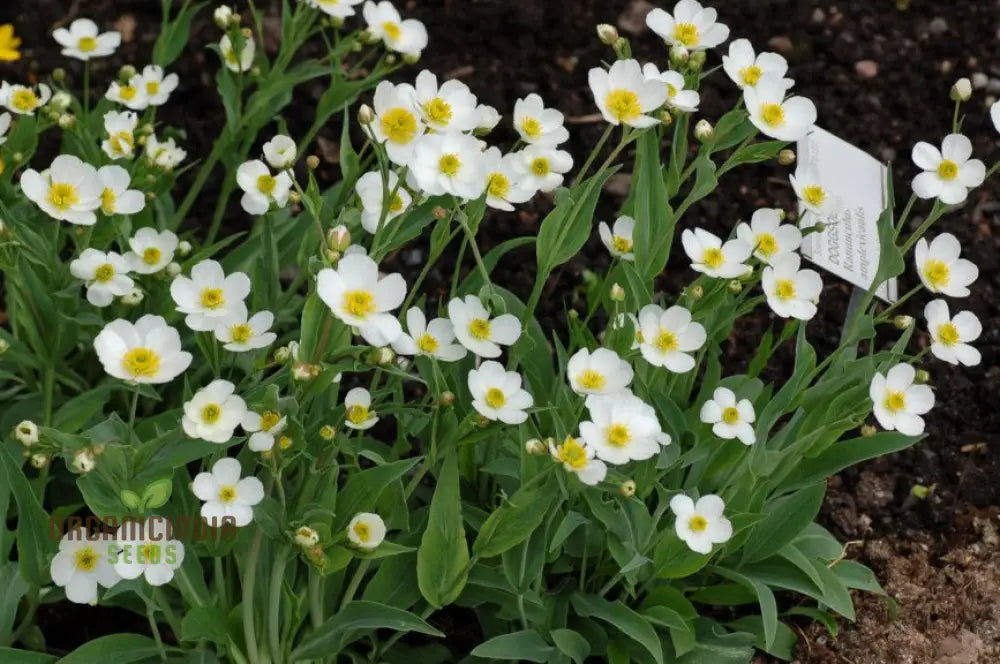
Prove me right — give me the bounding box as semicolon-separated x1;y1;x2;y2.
274;346;292;363
689;284;704;300
727;279;743;294
120;288;144;306
620;479;637;498
58;113;76;129
214;5;234;29
288;190;301;205
293;362;320;381
374;347;395;365
777;149;796;165
669;44;690;67
596;24;619;45
30;453;50;470
658;109;673;126
166;262;182;277
694;119;714;142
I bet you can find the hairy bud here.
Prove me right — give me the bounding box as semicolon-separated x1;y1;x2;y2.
177;240;193;256
14;420;39;447
439;391;455;407
357;104;375;125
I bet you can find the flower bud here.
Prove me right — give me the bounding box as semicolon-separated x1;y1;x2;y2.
432;206;449;220
727;279;743;294
72;449;96;474
50;90;72;110
525;438;546;456
306;155;320;170
319;424;335;440
596;24;619;45
30;453;50;470
12;152;23;164
688;50;706;72
177;240;193;256
51;67;67;83
214;5;234;29
669;44;690;66
620;479;637;498
58;114;76;129
166;262;182;277
439;391;455;407
304;544;327;568
329;16;345;29
120;288;144;305
274;345;292;363
910;483;934;499
14;420;39;446
950;77;972;102
0;338;9;354
612;37;630;60
279;435;293;450
324;249;340;263
119;64;137;81
658;109;673;126
860;423;877;438
357;103;375;125
689;284;704;300
327;224;351;252
914;369;930;385
476;415;490;428
374;347;395;365
893;315;913;330
293;362;319;381
294;526;319;548
694;119;714;142
403;54;421;66
777;149;796;165
609;283;626;302
475;104;501;133
288;190;301;205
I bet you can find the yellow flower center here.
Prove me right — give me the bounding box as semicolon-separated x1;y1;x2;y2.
77;36;98;52
417;332;439;353
555;437;588;470
94;263;115;283
260;411;281;431
740;65;763;86
278;435;292;449
922;259;950;289
142;247;162;265
381;21;402;42
673;22;699;47
721;406;740;424
802;185;826;207
530;157;550;176
612;235;633;254
257;174;276;195
702;247;724;269
884;390;906;413
201;403;222;424
937;159;959;181
761;103;785;127
110;131;134;155
47;182;79;211
775;279;797;300
937;322;960;346
225;48;239;65
487;173;510;199
139;543;162;563
343;289;375;318
485;387;506;409
230;323;253;344
656;329;678;353
380;107;418;144
11;89;38;112
122;347;161;378
218;485;237;503
577;369;606;391
688;515;708;533
756;233;777;256
667;83;678;98
119;85;137;101
468;318;491;340
74;546;98;571
347;404;370;425
389;192;405;212
520;116;542;138
146;80;160;96
200;287;226;309
606;423;631;447
353;521;371;542
423;97;452;126
605;89;642;123
438;153;461;176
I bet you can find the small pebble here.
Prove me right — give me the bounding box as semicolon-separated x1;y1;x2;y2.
811;7;825;23
855;60;879;78
986;79;1000;94
767;36;793;53
971;72;989;89
929;17;948;35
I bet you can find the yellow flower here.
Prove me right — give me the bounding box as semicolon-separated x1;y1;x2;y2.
0;24;22;62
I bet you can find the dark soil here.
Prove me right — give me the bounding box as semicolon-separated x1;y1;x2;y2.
4;1;1000;662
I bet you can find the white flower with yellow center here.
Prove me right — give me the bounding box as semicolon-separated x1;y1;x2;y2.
101;110;138;160
700;386;756;445
870;364;934;436
681;228;752;278
0;112;11;145
317;253;407;346
722;39;791;91
50;527;120;605
638;304;706;372
20;154;102;225
370;80;423;166
744;76;816;141
355;170;412;234
513;93;569;146
468;360;533;424
735;208;801;264
481;147;535;211
94;315;193;384
789;166;839;219
566;347;633;396
220;33;255;72
243;409;288;452
182;379;248;443
669;494;732;554
263;134;297;170
409;132;488;200
114;517;185;586
762;253;822;321
97;164;145;218
70;248;134;308
549;436;606;486
412;70;479;133
589;59;668;128
52;18;120;61
344;387;379;430
236;159;293;215
911;134;985;205
192;457;264;527
215;310;277;352
924;300;981;367
391;307;467;361
580;392;669;465
598;215;635;261
171;259;251;331
915;234;978;297
135;65;178;106
511;145;573;193
304;0;365;19
448;295;521;358
124;228;177;274
347;512;387;550
145;134;187;170
1;82;51;115
642;63;700;113
362;1;428;57
105;79;149;111
646;0;730;51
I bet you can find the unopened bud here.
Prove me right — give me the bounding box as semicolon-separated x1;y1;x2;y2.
120;288;144;305
274;346;292;363
279;435;293;450
166;262;182;277
14;420;39;446
439;391;455;407
910;483;934;499
0;338;9;354
329;16;345;29
140;123;155;136
610;283;625;302
324;249;341;263
777;149;796;165
319;424;335;440
432;206;449;220
12;152;23;164
860;423;878;438
327;224;351;252
669;44;690;66
525;438;546;456
119;65;137;81
688;50;706;72
893;315;913;330
402;53;419;65
52;67;67;83
620;479;636;498
596;24;619;45
306;155;320;170
304;544;327;568
50;90;72;110
475;104;501;133
694;119;714;142
214;5;234;29
288;190;301;205
915;369;931;384
30;453;50;469
374;347;395;365
357;104;374;125
476;415;490;428
293;362;320;381
612;37;630;59
58;114;76;129
726;279;743;294
950;77;972;102
72;449;96;474
658;109;673;126
177;240;192;256
689;284;704;300
294;526;319;548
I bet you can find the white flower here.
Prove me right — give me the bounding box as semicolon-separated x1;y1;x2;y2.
599;215;635;261
566;348;633;396
344;387;379;430
20;154;102;225
468;360;533;424
722;39;791;91
369;80;423;166
262;134;297;170
589;59;668;128
242;410;288;452
317;253;407;346
924;300;981;367
511;145;572;193
744;76;817;141
355;170;412;234
915;234;978;297
220;34;255;72
642;63;700;113
790;166;839;218
50;528;119;605
214;6;234;28
136;65;179;106
182;380;248;443
97;164;145;217
94;315;193;384
192;457;264;526
52;19;121;61
513;93;569;146
1;82;52;115
637;304;706;372
106;79;148;110
170;259;251;332
448;295;521;358
145;134;187;170
735;208;801;264
14;420;39;446
125;228;178;274
236;159;293;215
646;0;729;51
669;494;733;554
700;386;756;445
306;0;364;19
70;248;134;307
476;103;502;133
362;1;428;57
391;307;467;361
911;134;985;205
346;512;386;549
762;253;822;320
114;517;185;586
412;70;478;133
101;111;138;160
481;147;534;211
50;90;73;111
580;392;669;465
681;228;751;278
215;310;277;352
870;364;934;436
408;132;487;200
0;112;11;145
991;100;1000;135
294;526;319;548
549;436;606;485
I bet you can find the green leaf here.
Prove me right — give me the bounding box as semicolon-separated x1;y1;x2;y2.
727;616;797;660
473;477;555;558
153;2;204;66
536;167;618;276
780;432;921;492
52;384;115;432
180;606;229;645
0;648;57;663
0;563;29;643
57;634;163;664
723;140;788;169
632;129;674;281
676;621;756;664
119;490;141;510
141;478;173;510
548;511;590;553
0;447;54;585
335;458;420;529
642;605;696;656
471;630;554;662
417;454;470;607
291;601;443;660
742;482;826;564
712;566;778;650
570;593;664;664
550;628;591;664
653;531;712;579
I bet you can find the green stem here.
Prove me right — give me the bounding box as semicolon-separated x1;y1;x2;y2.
268;546;289;664
145;596;168;661
874;284;922;324
899;201;947;255
308;570;324;630
171;141;225;232
243;529;263;664
127;383;141;442
571;124;614;188
83;61;90;116
339;559;371;610
152;587;182;640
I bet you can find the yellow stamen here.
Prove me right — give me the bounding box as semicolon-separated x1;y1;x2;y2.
218;485;237;503
200;287;225;309
142;247;162;265
884;391;906;413
230;323;253;344
656;329;678;353
438;153;461;176
257;174;276;195
577;369;606;391
417;332;439;354
606;423;631;447
922;259;950;289
11;89;39;112
702;247;724;269
201;403;222;424
47;182;79;212
77;36;98;52
520;117;542;138
122;347;161;378
487;173;510;199
721;406;740;424
761;103;785;127
260;411;281;431
756;233;777;256
381;22;401;42
468;318;491;340
485;387;506;409
554;437;588;470
530;157;550;176
775;279;797;300
74;546;98;571
342;289;375;318
347;405;370;425
423;97;452;126
673;23;699;47
605;89;642;123
740;65;763;86
380;108;418;144
94;263;115;283
802;185;826;207
688;515;708;532
937;322;960;346
937;160;959;181
353;521;371;542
